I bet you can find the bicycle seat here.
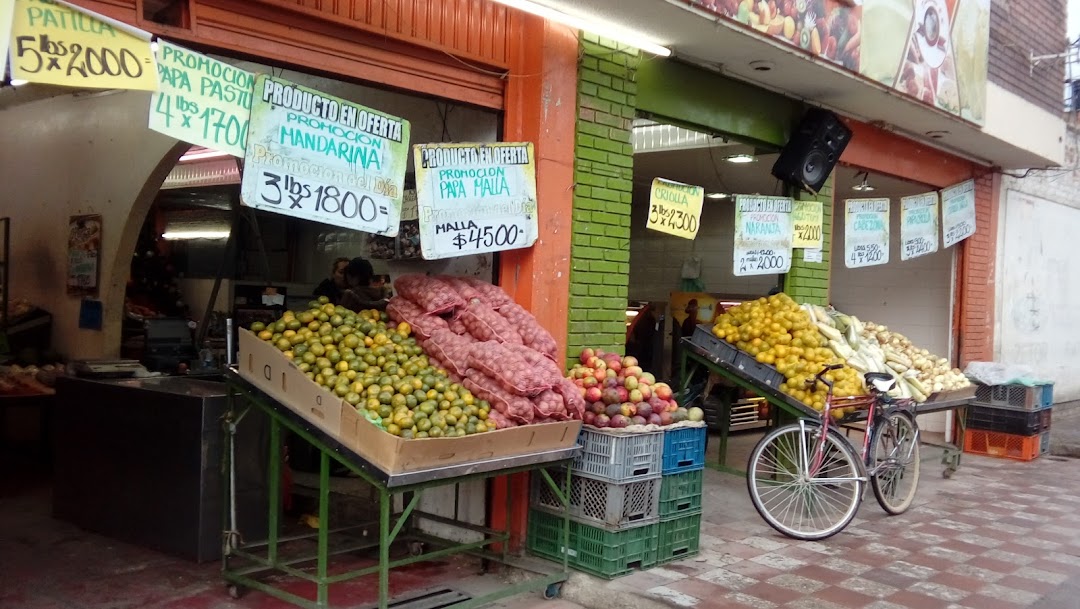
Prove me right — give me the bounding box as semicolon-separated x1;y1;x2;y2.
864;372;896;394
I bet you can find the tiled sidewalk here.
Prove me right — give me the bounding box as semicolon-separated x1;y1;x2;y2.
590;450;1080;609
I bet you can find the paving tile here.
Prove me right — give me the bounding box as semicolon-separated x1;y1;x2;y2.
767;574;828;595
809;585;876;608
726;560;786;581
782;597;847;609
907;581;970;603
929;571;992;593
837;577;898;599
977;583;1043;605
722;591;778;609
698;568;759;591
646;585;700;607
881;589;951;609
750;553;807;572
741;537;790;552
993;574;1058;596
666;576;738;600
1012;565;1069;585
860;568;922;591
819;557;873;576
739;582;805;606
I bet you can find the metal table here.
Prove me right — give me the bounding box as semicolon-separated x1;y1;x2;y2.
677;339;972;476
222;370;579;609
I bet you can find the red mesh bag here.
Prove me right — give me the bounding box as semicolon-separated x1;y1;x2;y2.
459;300;523;345
459;277;514;309
468;341;553;396
486;409;516;430
393;274;464;315
463;370;534;424
448;317;469;335
498;303;558;360
532;389;569;420
386;297;448;340
421;329;475;378
552;378;586;420
437;275;483;303
507;344;564;382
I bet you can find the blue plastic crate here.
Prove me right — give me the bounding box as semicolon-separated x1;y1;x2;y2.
662;426;707;474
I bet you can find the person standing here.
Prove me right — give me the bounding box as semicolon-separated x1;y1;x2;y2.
313;257;350;304
340;257;390;312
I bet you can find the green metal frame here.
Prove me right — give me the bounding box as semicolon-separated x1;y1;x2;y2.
221;378;575;609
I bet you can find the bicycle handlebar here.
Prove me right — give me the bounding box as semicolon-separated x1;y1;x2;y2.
804;363;844;391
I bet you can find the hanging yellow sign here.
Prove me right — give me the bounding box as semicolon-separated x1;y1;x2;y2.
792;200;824;249
646;178;704;240
10;0;157;91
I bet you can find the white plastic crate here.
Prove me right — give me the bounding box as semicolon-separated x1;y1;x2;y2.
531;468;661;530
573;428;664;483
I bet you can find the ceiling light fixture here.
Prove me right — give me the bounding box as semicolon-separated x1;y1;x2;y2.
925;130;949;139
179;149;232;162
488;0;671;56
161;230;231;241
852;172;875;192
748;60;775;72
725;154;755;164
706;192;729;199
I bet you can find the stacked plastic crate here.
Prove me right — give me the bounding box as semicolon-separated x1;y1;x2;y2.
964;383;1054;461
527;428;664;578
657;424;707;564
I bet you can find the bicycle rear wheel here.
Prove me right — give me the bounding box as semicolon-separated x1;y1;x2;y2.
871;410;921;515
747;422;864;541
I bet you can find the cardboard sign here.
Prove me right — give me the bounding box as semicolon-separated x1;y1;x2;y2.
733;196;793;276
792;200;824;249
10;0;157;91
845;198;890;268
241;74;411;235
900;192;940;260
941;179;977;248
149;41;254;157
646;178;704;240
413;142;538;260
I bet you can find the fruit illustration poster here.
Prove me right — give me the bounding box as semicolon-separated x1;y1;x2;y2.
682;0;989;123
67;214;102;297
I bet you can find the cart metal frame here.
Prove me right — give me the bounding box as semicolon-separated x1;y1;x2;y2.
221;371;578;609
676;340;971;477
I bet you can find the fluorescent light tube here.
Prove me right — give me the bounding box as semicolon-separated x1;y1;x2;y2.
489;0;671;56
161;230;231;240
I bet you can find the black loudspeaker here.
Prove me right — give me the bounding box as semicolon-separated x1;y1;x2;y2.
771;108;852;194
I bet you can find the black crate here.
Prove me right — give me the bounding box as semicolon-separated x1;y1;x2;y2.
965;404;1052;436
689;325;737;364
733;352;784;389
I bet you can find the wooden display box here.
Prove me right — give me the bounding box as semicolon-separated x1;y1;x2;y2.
238;329;580;474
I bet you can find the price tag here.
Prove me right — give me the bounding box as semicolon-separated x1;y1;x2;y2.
646;178;704;239
733;196;793;276
845;198;890;268
241;75;410;235
792;200;823;248
803;248;823;263
941;179;976;248
900;192;940;261
10;0;157;91
149;42;253;157
413;142;538;260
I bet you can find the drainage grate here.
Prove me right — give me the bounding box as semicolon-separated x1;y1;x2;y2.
356;587;471;609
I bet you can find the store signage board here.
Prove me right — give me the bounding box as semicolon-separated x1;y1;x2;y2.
792;200;824;249
241;74;410;236
733;195;793;276
10;0;157;91
0;0;15;82
941;179;977;248
413;142;538;260
845;198;890;268
646;178;704;240
149;41;253;157
900;192;940;260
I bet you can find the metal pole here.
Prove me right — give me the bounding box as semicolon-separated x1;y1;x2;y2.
196;199;240;349
268;418;281;565
317;451;330;606
379;489;391;609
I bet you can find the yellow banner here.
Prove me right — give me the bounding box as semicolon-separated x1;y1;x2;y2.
647;178;704;240
792;200;823;249
10;0;157;91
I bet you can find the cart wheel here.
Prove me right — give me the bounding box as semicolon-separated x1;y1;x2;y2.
408;541;424;557
543;583;563;600
227;584;247;599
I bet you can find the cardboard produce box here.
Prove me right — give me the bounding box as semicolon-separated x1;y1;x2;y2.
238;329;580;474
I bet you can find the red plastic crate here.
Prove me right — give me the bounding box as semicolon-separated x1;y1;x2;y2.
963;429;1049;462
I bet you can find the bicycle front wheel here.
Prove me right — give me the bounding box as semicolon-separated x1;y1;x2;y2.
747;422;864;541
871;410;921;515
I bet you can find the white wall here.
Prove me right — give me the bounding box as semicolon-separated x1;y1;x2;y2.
0;90;181;359
983;83;1066;168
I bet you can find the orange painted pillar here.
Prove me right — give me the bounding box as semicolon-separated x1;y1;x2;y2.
493;14;579;551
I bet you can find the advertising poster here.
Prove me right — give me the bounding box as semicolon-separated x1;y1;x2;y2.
845;198;890;268
149;41;254;157
646;178;705;240
734;195;793;277
67;214;102;296
241;74;411;235
683;0;990;123
941;178;976;248
900;191;940;260
670;292;724;335
413;142;538;260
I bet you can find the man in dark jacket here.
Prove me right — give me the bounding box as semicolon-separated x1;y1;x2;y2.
340;257;389;311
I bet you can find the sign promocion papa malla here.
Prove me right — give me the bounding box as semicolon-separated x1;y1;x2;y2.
241;74;411;236
413;143;538;260
845;198;890;268
734;196;793;276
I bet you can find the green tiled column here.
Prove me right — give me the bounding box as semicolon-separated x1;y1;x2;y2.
783;176;834;306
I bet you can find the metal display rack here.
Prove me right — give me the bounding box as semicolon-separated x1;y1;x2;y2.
221;370;579;609
677;338;973;477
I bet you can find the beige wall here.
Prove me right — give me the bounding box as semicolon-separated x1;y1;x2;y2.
1;90;181;359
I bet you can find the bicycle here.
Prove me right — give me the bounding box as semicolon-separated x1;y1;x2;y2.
746;364;921;540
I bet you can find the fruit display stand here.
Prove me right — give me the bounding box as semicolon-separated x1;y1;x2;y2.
676;338;975;476
221;368;582;609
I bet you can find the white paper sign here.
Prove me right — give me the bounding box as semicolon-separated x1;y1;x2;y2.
733;196;793;276
845;198;890;268
149;41;254;157
803;248;823;263
900;192;940;260
941;179;976;248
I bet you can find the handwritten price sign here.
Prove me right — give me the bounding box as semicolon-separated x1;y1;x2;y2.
900;192;939;261
734;196;793;276
941;179;976;248
845;198;890;269
11;0;157;91
792;200;823;249
433;219;528;254
646;179;703;239
250;171;392;233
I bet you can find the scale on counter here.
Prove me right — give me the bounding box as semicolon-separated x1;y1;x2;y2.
72;359;146;379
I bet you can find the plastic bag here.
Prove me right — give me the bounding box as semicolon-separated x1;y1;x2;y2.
459;300;523;345
459;277;514;309
421;329;475;378
463;370;534;424
964;361;1048;386
393;274;464;315
468;341;553;396
552;378;586;420
498;303;558;359
386;297;449;340
532;389;569;420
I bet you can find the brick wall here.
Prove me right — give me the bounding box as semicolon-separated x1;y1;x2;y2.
956;173;998;366
988;0;1067;114
783;178;834;306
565;34;639;365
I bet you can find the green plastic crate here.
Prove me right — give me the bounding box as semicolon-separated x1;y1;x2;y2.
526;509;658;579
656;512;702;565
659;470;703;518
